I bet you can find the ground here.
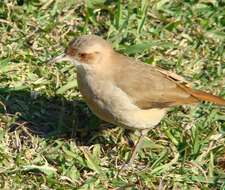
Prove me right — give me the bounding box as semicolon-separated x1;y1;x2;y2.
0;0;225;189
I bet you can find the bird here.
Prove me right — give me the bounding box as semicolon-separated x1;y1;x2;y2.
49;34;225;168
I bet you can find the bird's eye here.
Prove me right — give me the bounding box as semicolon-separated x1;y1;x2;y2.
79;53;87;59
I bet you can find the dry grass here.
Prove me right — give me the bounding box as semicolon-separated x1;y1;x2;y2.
0;0;225;189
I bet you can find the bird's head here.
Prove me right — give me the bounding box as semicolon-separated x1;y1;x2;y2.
49;35;113;66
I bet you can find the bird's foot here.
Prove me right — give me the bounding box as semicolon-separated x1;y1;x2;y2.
116;162;134;177
116;160;148;176
120;162;133;171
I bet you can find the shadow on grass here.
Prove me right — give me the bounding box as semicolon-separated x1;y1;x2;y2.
0;88;114;146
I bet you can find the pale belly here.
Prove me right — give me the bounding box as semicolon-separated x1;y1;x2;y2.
76;67;166;130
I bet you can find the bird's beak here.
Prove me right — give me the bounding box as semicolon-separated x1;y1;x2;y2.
48;53;71;64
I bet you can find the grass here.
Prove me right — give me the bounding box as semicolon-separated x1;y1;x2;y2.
0;0;225;189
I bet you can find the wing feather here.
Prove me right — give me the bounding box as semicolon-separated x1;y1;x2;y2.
111;53;199;109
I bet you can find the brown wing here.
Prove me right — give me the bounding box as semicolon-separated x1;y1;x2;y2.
111;53;200;109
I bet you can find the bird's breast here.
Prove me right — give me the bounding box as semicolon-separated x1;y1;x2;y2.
76;66;117;123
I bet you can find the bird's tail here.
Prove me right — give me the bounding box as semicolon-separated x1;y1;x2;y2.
188;88;225;106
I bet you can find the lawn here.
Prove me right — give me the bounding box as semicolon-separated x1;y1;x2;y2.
0;0;225;189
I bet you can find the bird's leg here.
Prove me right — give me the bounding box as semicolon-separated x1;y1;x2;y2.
125;129;149;168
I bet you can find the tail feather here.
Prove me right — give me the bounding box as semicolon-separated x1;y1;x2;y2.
189;89;225;106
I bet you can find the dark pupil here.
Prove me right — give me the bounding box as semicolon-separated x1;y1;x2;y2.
80;53;86;58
